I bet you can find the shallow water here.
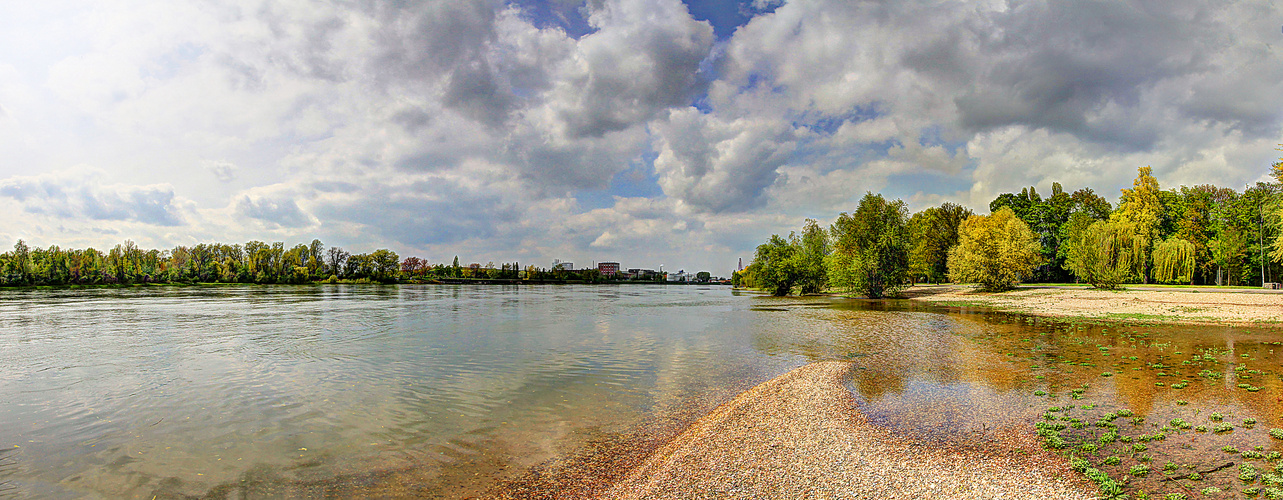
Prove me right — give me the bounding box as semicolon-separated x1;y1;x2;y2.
1;285;1279;498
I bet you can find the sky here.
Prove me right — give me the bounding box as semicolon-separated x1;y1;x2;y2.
1;0;1281;275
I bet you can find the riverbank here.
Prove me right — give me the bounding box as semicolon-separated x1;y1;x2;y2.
907;284;1283;326
598;362;1093;499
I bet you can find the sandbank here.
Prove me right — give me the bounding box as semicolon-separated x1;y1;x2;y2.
908;285;1283;326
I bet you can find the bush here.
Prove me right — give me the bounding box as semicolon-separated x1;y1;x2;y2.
946;207;1043;291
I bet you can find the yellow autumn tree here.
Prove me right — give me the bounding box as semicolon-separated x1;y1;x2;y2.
946;207;1044;292
1111;166;1163;283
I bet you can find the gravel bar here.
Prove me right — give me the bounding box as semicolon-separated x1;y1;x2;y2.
601;361;1095;499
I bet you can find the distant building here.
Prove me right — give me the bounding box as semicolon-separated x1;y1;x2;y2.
667;270;689;282
627;268;658;279
552;260;574;271
598;262;620;276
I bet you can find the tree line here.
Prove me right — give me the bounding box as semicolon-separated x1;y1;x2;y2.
0;239;663;286
735;154;1283;296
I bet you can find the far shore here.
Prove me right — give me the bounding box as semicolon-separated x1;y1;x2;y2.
905;284;1283;326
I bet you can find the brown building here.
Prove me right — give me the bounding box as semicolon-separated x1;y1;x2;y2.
598;262;620;276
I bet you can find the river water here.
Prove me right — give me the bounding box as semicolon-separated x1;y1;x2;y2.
2;285;1281;498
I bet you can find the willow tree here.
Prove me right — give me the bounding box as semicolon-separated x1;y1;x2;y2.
1064;220;1148;290
1152;238;1195;284
946;208;1043;292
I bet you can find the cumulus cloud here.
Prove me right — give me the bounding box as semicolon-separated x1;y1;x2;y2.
654;109;797;213
539;0;714;138
0;169;186;226
1;0;1281;274
234;193;315;229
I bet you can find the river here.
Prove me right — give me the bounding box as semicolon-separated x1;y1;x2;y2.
2;285;1280;498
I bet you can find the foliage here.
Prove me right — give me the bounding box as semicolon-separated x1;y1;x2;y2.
795;219;830;294
1111;166;1163;283
908;202;972;283
827;193;909;298
1152;238;1195;284
1064;220;1148;290
752;234;801;296
945;208;1044;291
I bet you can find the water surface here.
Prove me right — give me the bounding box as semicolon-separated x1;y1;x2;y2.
2;285;1280;498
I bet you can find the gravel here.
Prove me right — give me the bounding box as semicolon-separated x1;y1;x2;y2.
600;362;1095;500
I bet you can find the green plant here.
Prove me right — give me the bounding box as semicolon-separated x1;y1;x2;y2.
1225;445;1241;453
1271;428;1283;440
1130;464;1150;477
1244;463;1261;482
1214;422;1234;433
1210;412;1225;421
1103;455;1121;466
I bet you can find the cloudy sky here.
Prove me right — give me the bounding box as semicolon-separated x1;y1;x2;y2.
1;0;1281;274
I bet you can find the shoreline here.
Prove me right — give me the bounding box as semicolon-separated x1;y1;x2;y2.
582;362;1093;499
906;284;1283;326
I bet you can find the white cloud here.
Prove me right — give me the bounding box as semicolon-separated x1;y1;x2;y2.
0;0;1280;274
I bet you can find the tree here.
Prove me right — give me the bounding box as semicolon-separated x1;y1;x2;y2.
794;219;830;294
1064;220;1148;290
326;246;349;278
1111;166;1163;283
946;208;1043;291
826;193;909;298
1153;238;1195;284
753;235;800;296
696;271;711;282
908;202;973;284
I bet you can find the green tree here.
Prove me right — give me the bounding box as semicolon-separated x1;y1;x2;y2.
908;202;973;283
794;219;830;294
1153;238;1195;284
827;193;909;298
753;235;800;296
945;208;1043;291
696;271;711;282
1064;220;1148;290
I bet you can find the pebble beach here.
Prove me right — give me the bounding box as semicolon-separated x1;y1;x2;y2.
598;362;1095;499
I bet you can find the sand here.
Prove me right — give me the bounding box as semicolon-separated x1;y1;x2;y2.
599;362;1094;500
909;285;1283;325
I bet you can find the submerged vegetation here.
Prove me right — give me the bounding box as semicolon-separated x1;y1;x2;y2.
737;155;1283;295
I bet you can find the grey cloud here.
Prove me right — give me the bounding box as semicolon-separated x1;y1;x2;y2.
548;0;714;138
310;180;359;193
0;176;186;226
654;110;797;213
235;195;314;228
938;0;1279;146
442;60;517;127
313;179;519;246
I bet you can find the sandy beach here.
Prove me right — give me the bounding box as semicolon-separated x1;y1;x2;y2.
598;361;1094;500
908;285;1283;326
